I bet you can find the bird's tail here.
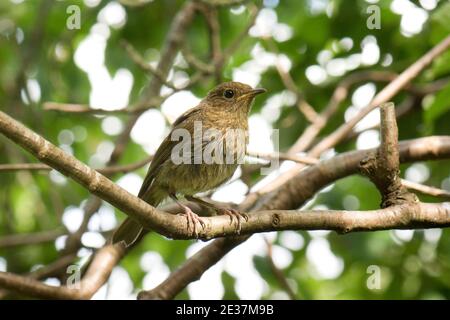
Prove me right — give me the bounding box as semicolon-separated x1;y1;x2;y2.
111;217;145;248
111;189;165;248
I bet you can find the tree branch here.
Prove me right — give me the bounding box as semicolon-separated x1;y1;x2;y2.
402;179;450;201
311;35;450;155
0;1;200;299
120;40;178;90
0;155;153;174
137;135;450;299
138;201;450;299
42;98;165;115
2;109;450;299
0;243;126;299
246;150;319;166
3;107;450;240
267;39;318;123
1;31;449;301
0;228;65;249
360;102;417;207
264;238;297;300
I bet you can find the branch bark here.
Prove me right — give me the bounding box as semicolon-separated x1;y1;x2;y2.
1;19;449;302
137;135;450;299
0;155;153;174
150;36;450;294
360;102;417;207
1;1;200;299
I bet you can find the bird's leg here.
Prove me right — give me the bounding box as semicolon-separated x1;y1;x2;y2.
170;194;206;238
185;195;248;234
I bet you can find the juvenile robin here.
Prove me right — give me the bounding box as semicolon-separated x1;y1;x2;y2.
112;81;266;247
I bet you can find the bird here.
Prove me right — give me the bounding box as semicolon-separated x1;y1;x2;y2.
112;81;266;248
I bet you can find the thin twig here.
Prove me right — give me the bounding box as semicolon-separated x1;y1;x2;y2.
181;46;215;73
120;40;178;90
199;0;250;5
0;155;152;174
0;243;126;299
182;2;260;75
264;238;297;300
136;135;450;299
42;97;165;115
360;102;418;207
291;72;450;154
402;179;450;201
0;228;65;249
143;34;450;295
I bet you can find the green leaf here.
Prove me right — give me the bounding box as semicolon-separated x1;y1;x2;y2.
424;82;450;125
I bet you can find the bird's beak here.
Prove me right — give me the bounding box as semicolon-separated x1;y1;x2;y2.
250;88;267;96
238;88;267;101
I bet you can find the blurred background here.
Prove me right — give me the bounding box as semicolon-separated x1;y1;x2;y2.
0;0;450;299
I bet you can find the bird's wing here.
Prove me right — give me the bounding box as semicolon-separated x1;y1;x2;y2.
172;105;202;127
137;136;174;198
137;106;202;198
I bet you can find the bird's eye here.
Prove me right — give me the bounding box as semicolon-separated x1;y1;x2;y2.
223;89;235;99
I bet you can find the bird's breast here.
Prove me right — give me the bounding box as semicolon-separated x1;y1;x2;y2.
157;125;248;195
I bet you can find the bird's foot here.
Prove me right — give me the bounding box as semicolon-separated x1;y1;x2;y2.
216;208;248;234
178;206;206;238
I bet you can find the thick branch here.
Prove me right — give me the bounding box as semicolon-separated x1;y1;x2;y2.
267;39;318;123
311;35;450;155
138;136;450;299
246;150;319;166
138;202;450;299
120;40;178;90
0;113;450;295
402;179;450;201
42;98;164;114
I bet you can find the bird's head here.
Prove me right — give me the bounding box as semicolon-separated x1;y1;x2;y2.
203;81;266;114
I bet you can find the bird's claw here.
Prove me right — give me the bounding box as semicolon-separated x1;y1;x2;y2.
179;207;206;238
217;208;248;234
